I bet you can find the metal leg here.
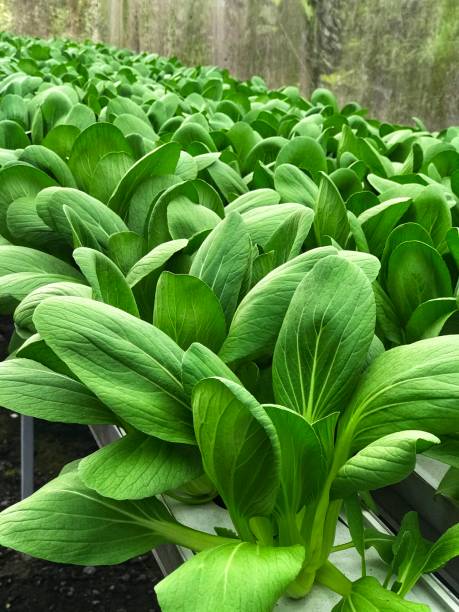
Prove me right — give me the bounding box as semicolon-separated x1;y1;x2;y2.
21;416;34;499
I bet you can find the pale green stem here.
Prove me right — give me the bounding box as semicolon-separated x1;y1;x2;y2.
153;520;237;552
316;561;352;596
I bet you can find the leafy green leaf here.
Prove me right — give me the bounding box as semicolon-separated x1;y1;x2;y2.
34;297;193;444
314;172;350;247
343;336;459;449
387;240;452;324
14;281;91;332
107;142;181;217
359;197;411;257
263;404;325;515
192;377;280;535
181;342;240;397
332;431;439;498
154;272;226;351
405;298;458;342
274;163;318;206
68;122;133;192
79;431;202;500
156;542;304;612
219;247;336;363
126;239;188;288
273;256;375;421
0;357;114;424
190;212;251;324
74;247;139;317
332;576;429;611
0;470;172;565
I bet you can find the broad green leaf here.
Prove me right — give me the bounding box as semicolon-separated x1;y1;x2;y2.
331;431;439;498
330;167;362;200
387;241;452;324
0;470;172;565
273;163;318;206
0;245;82;281
436;467;459;504
15;333;75;378
0;162;57;236
114;113;156;140
423;523;459;573
405;298;458;342
14;281;91;332
190;213;251;324
381;222;433;278
79;431;202;500
181;342;240;397
6;196;65;252
373;281;403;345
36;187;128;247
246;137;288;172
192;377;280;534
412;185;451;249
172;121;216;152
34;297;193;444
250;252;275;288
68;122;133;192
0;119;29;149
332;576;429;611
347;210;369;252
108;231;145;274
265;208;314;266
227;121;261;172
242;203;310;249
314;172;350;247
343;336;459;449
225;188;280;214
74;247;139;317
0;358;114;424
273;256;375;421
156;542;304;612
264;404;325;515
390;512;432;597
167;199;220;239
126;239;188;287
424;437;459;469
0;272;84;313
359;197;412;257
64;206;100;250
18;144;76;187
59;103;95;131
42;124;80;159
338;250;381;282
90;151;133;202
154;272;226;351
219;247;337;363
276;136;327;174
107;142;181;217
205;159;248;201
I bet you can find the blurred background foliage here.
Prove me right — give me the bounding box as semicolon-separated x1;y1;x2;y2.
0;0;457;129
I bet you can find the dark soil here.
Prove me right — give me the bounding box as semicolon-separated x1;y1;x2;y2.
0;317;162;612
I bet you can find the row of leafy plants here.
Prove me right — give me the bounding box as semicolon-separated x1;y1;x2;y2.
0;31;458;611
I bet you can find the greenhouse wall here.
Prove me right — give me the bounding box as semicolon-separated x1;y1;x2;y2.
1;0;458;129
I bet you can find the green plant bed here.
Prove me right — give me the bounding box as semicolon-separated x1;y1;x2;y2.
0;31;458;611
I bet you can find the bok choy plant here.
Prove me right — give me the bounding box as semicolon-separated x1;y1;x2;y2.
0;248;458;610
